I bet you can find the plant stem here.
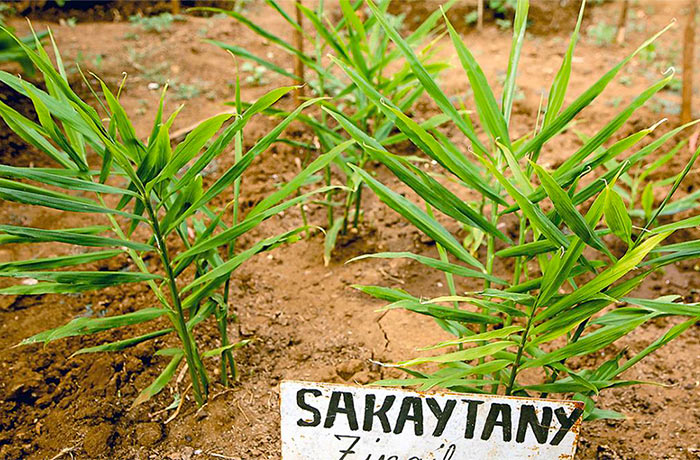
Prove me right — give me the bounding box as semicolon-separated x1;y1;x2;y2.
316;0;334;230
505;309;535;396
144;199;208;406
483;149;504;393
221;106;244;385
352;183;362;228
508;213;528;327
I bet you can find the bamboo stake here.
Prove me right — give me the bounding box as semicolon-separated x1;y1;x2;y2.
681;0;698;124
295;1;305;104
477;0;484;30
616;0;629;44
171;0;181;15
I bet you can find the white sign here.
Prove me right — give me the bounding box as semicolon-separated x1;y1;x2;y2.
281;380;584;460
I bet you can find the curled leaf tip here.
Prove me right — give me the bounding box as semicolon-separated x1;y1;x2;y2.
649;118;667;131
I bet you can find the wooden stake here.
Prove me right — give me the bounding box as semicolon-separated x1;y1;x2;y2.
616;0;629;44
477;0;484;30
681;0;698;124
295;1;305;105
171;0;181;15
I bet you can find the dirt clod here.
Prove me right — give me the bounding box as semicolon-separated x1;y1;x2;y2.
335;359;364;381
82;423;116;457
596;444;623;460
134;422;163;447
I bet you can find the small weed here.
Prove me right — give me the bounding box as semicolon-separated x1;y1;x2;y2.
607;96;623;107
465;11;478;25
496;18;512;30
488;0;518;13
619;75;633;86
241;62;269;86
91;53;104;70
123;32;140;41
174;82;202;100
232;0;252;13
141;62;170;85
650;96;681;115
639;43;657;63
665;77;682;93
0;4;15;22
129;13;184;33
587;21;616;46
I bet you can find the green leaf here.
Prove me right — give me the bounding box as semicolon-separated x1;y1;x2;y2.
444;12;511;148
20;307;168;345
535;231;671;322
248;139;354;217
165;98;322;234
324;216;345;267
153;113;232;185
99;79;145;161
398;341;514;366
348;252;507;285
385;299;502;325
352;285;415;302
176;86;298;190
132;352;183;408
0;225;153;251
0;179;145;220
368;145;509;242
614;318;697;377
502;0;529;122
182;228;307;294
0;270;160;284
541;0;585;129
174;187;336;262
202;340;251;358
517;21;674;158
0;100;74;169
349;165;484;269
193;7;322;74
206;41;302;81
532;162;610;255
641;181;654;220
0;250;122;272
364;0;489;157
522;318;650;370
478;157;569;248
642;142;700;231
604;185;632;245
70;329;171;357
325;61;505;206
0;164;137;196
620;297;700;317
420;325;524;350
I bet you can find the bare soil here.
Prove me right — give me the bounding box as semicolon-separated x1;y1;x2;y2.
0;1;698;459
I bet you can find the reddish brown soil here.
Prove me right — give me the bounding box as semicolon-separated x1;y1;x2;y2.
0;1;699;459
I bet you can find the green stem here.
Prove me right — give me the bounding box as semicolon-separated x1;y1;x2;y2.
505;307;534;396
483;149;504;393
220;112;244;385
144;199;208;406
507;213;528;327
316;0;333;230
352;150;370;229
352;183;362;228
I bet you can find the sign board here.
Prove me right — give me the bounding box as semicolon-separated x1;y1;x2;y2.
281;380;584;460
